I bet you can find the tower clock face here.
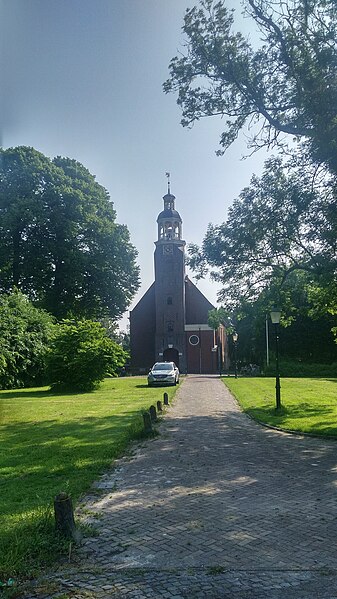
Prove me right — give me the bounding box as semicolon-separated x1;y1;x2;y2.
163;245;173;255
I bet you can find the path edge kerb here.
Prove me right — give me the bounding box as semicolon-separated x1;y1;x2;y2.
222;379;337;443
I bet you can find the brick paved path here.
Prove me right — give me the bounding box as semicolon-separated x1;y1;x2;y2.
27;376;337;598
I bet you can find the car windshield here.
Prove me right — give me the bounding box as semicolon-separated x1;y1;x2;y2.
153;363;173;371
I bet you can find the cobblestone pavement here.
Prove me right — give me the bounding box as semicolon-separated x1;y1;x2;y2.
25;375;337;598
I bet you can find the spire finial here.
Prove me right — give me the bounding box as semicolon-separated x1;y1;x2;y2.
165;171;171;194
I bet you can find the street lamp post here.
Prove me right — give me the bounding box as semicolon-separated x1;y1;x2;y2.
232;332;238;379
270;309;281;410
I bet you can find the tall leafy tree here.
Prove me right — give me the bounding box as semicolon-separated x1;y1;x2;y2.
189;156;337;357
0;147;139;319
189;157;337;309
164;0;337;176
231;273;337;366
166;0;337;353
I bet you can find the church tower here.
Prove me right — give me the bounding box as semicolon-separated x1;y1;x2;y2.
129;180;228;374
154;181;187;371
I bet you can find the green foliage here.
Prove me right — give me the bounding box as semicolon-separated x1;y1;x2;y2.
165;0;337;176
207;276;336;371
0;146;140;319
189;158;336;310
47;319;128;392
207;307;230;330
0;291;54;389
307;281;337;318
264;360;337;378
167;0;337;351
99;317;131;353
225;273;337;367
167;0;337;367
188;158;337;361
0;378;177;579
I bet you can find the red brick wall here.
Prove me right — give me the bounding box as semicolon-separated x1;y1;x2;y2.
186;329;218;374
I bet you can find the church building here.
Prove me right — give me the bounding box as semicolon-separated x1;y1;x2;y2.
130;184;228;374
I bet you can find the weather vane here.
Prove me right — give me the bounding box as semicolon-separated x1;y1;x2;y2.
165;171;171;193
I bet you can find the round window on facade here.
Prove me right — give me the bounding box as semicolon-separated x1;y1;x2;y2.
189;334;200;346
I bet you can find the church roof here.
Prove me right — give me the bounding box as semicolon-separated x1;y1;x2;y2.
163;192;175;201
157;208;182;222
157;191;182;222
185;276;215;324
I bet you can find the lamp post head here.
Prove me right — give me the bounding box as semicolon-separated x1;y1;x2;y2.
270;309;281;324
232;332;238;342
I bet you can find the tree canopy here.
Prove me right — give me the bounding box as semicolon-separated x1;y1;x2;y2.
189;157;337;310
189;154;337;363
164;0;337;175
226;271;337;369
0;146;140;320
166;0;337;360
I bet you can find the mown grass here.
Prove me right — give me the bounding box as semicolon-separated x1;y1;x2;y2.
224;377;337;437
0;377;177;581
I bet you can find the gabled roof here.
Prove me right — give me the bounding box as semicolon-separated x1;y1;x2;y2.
130;282;155;314
185;276;215;325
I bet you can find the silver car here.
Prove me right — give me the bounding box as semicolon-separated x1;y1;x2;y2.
147;362;180;387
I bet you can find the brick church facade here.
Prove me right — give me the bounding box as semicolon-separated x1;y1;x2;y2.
130;186;228;374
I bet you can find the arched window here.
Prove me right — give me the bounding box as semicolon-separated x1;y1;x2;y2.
158;224;165;239
167;321;174;332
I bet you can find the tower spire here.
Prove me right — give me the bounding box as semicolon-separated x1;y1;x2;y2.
157;177;182;242
165;171;171;194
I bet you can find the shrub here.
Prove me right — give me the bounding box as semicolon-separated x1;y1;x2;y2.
264;360;337;378
0;291;54;389
47;319;128;392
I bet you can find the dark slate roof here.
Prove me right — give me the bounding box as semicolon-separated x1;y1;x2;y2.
185;276;215;324
157;208;182;221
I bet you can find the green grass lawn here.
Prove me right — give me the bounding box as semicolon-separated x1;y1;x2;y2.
224;377;337;437
0;377;178;580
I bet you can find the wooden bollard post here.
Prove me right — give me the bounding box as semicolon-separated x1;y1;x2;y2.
54;492;77;540
163;392;169;406
149;404;157;422
143;412;152;433
157;400;163;412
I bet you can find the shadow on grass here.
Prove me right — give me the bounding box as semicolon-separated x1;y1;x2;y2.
0;413;150;520
135;384;176;389
2;393;337;579
0;409;159;578
6;406;337;580
246;404;337;437
0;389;53;400
0;388;83;400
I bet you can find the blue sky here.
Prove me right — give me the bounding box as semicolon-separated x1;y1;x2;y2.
1;0;269;328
